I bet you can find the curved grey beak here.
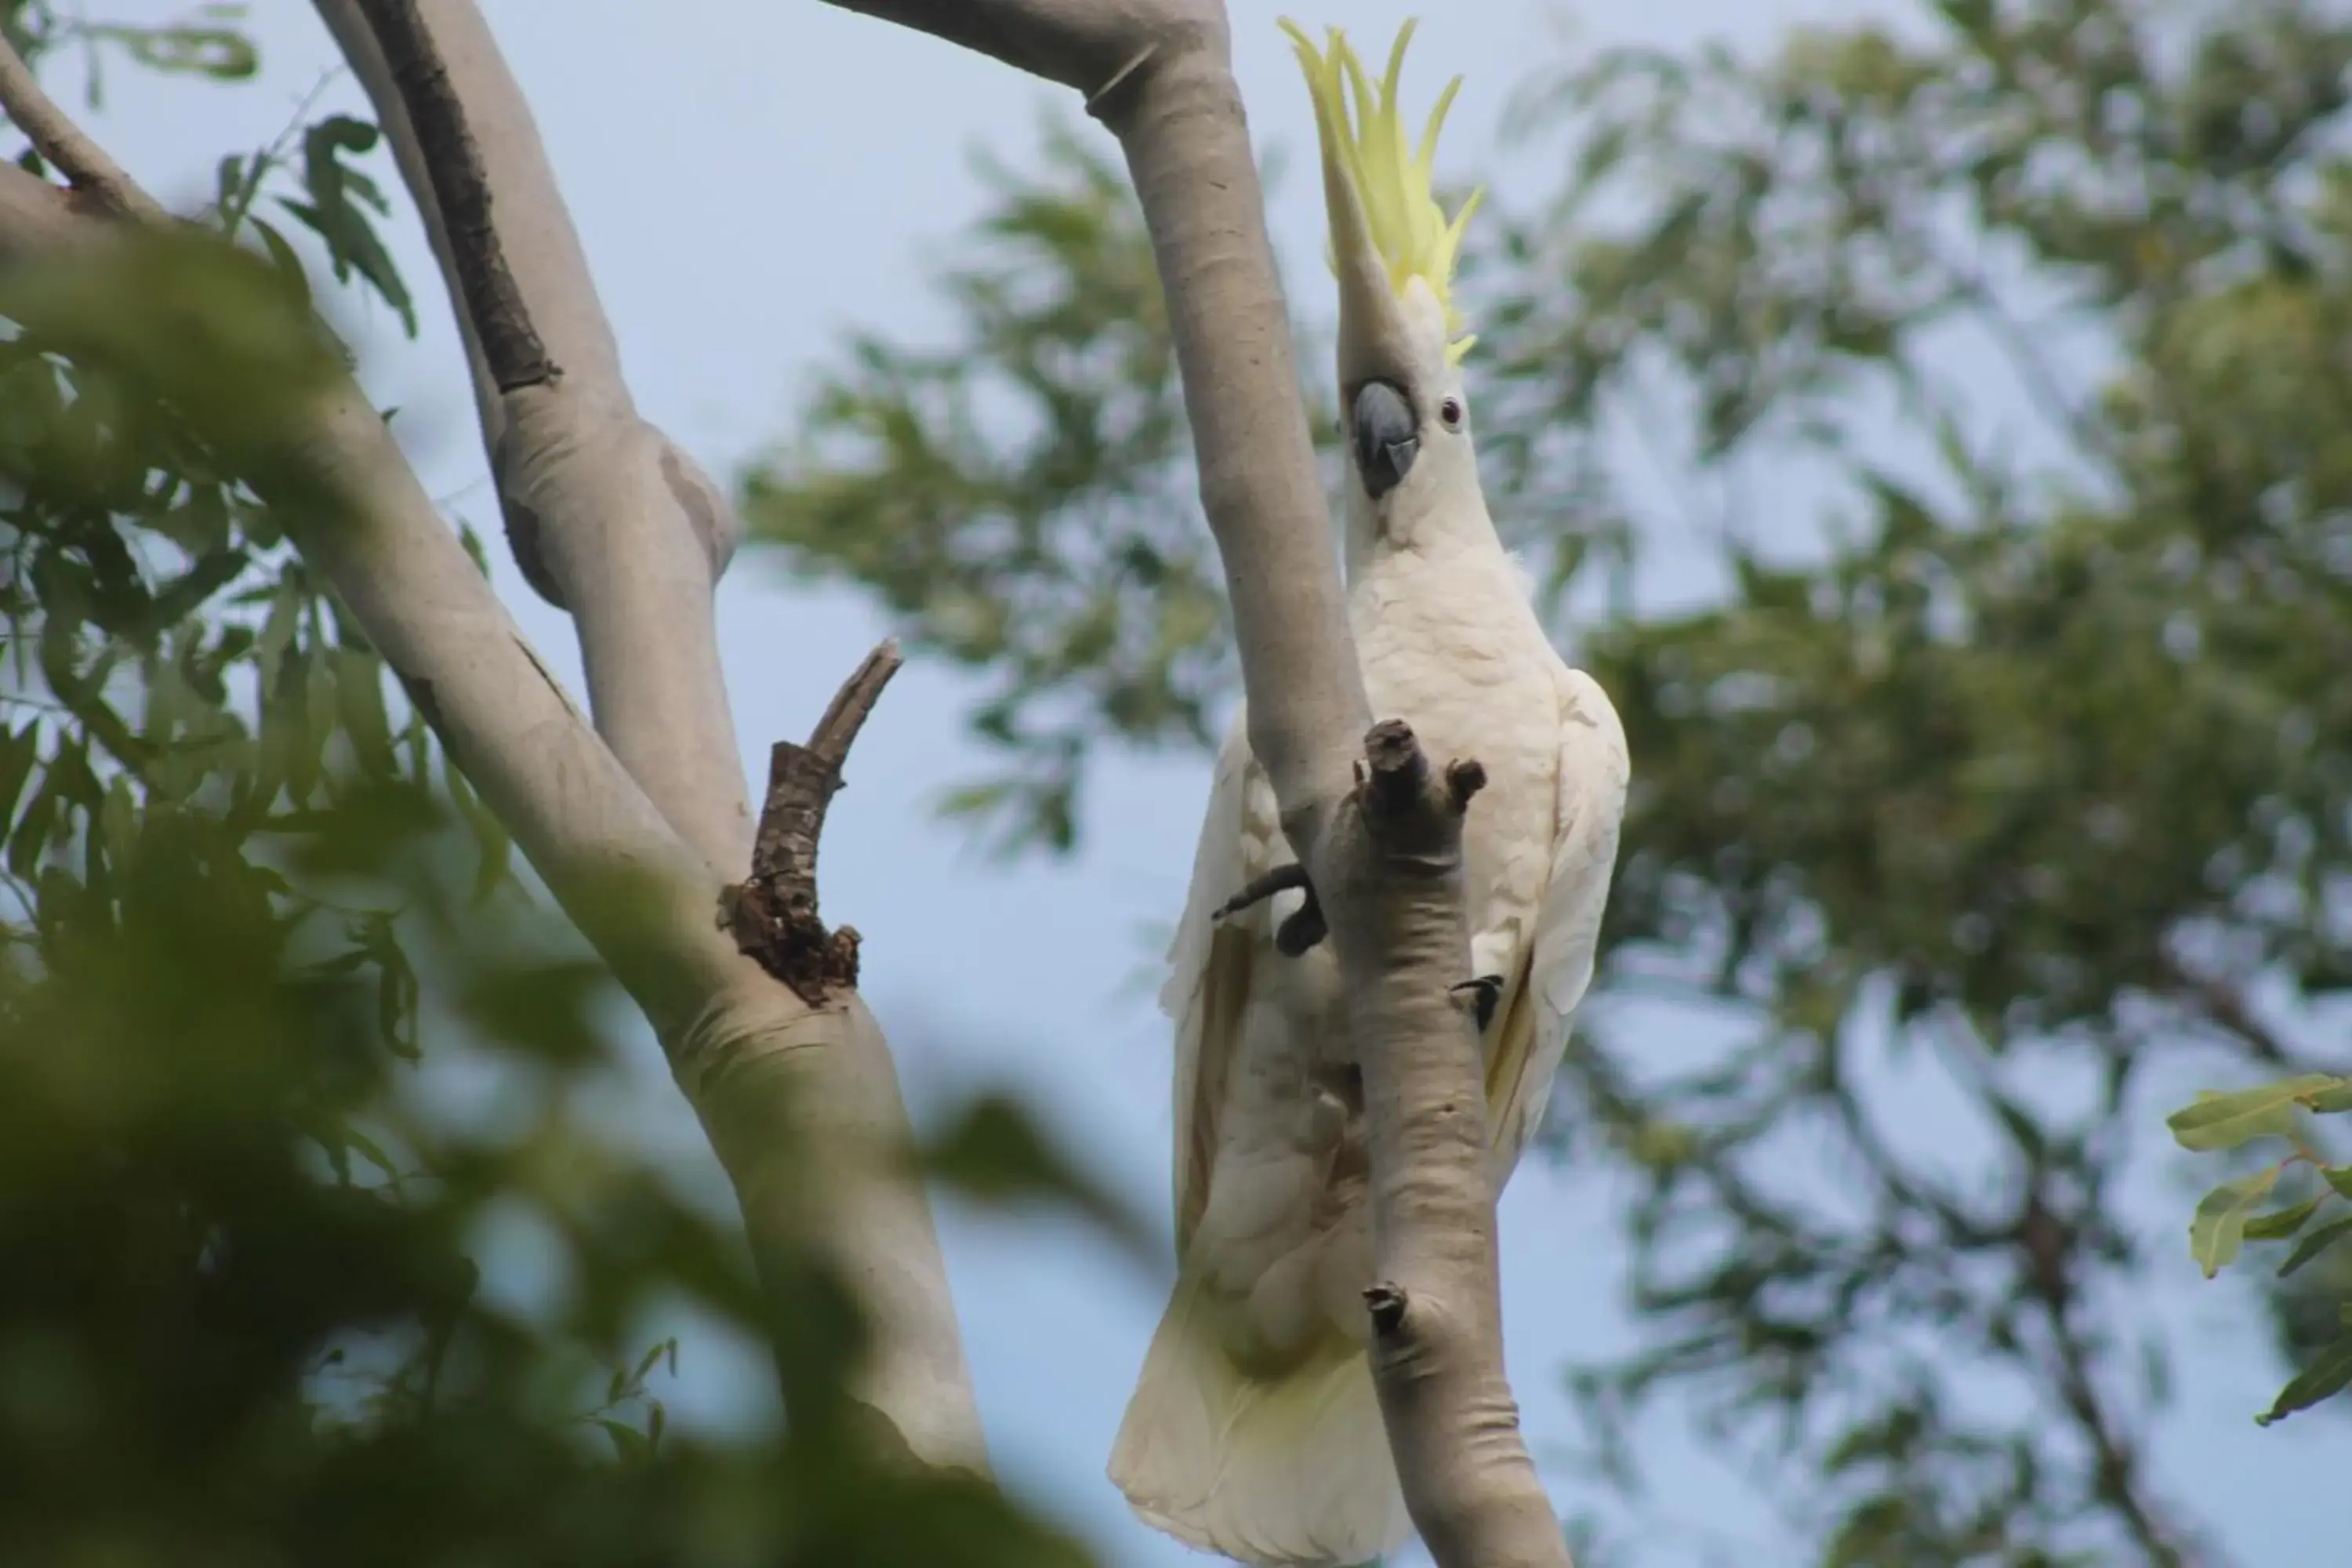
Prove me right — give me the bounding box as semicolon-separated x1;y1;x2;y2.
1352;380;1420;500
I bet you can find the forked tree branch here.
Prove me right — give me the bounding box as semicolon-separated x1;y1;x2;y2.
314;0;752;880
307;0;987;1471
0;31;985;1472
826;4;1568;1563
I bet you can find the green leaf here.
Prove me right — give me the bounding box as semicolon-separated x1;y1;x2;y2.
214;151;265;237
452;960;608;1067
2310;1082;2352;1114
90;17;259;80
0;720;38;833
594;1417;652;1463
277;114;417;338
2256;1334;2352;1426
334;650;396;778
2324;1166;2352;1200
2278;1215;2352;1279
2167;1078;2337;1151
99;775;139;876
2189;1165;2279;1277
440;753;510;906
343;1126;402;1184
2245;1195;2321;1240
918;1091;1154;1265
248;217;313;310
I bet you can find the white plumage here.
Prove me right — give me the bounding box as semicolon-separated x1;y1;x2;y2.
1108;21;1632;1566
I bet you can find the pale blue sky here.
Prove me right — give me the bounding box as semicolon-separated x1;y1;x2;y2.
70;3;2343;1564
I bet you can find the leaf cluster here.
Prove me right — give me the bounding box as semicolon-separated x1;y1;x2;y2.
2169;1075;2352;1426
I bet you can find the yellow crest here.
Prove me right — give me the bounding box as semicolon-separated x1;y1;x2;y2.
1280;16;1484;364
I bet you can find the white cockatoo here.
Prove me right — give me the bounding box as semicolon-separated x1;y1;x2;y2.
1107;19;1632;1566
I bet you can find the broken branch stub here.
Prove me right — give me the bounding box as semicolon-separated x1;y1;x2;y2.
724;640;903;1005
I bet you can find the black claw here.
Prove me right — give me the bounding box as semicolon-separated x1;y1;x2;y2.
1214;863;1328;956
1214;862;1311;923
1275;895;1327;957
1450;973;1505;1033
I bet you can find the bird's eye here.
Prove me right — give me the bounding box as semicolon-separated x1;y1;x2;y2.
1439;396;1465;430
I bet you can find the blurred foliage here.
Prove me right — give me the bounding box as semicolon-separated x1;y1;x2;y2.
0;773;1094;1566
750;0;2352;1562
2;1;260;105
0;18;1105;1566
2168;1074;2352;1426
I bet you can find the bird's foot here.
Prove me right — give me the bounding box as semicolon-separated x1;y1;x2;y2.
1450;973;1506;1033
1213;863;1327;956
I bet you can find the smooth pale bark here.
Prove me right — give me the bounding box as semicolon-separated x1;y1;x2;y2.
314;0;748;874
0;26;985;1471
826;5;1570;1563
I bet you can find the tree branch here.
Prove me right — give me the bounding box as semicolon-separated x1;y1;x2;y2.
314;0;751;878
0;41;165;222
1330;721;1566;1567
307;1;986;1468
342;0;554;393
0;43;985;1471
827;0;1365;829
826;5;1564;1561
724;640;902;1006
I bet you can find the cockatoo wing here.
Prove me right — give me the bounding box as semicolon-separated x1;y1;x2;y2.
1483;664;1630;1182
1120;707;1411;1566
1163;705;1286;1250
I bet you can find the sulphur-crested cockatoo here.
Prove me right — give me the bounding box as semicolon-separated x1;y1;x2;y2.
1107;19;1632;1566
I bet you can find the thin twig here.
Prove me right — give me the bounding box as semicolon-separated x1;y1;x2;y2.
0;31;164;221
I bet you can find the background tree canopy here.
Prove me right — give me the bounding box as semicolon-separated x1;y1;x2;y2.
748;0;2352;1562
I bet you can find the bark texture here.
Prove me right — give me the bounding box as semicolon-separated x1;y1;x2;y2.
0;15;986;1473
317;0;749;873
826;5;1570;1563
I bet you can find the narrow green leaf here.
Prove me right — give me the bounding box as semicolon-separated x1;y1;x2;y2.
2190;1165;2279;1277
2324;1166;2352;1200
2278;1215;2352;1278
343;1127;401;1184
2245;1194;2322;1240
919;1091;1154;1265
2168;1078;2336;1151
2256;1334;2352;1426
336;650;395;777
99;775;138;874
595;1417;652;1463
0;720;38;832
2310;1082;2352;1114
248;217;313;311
441;752;510;906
